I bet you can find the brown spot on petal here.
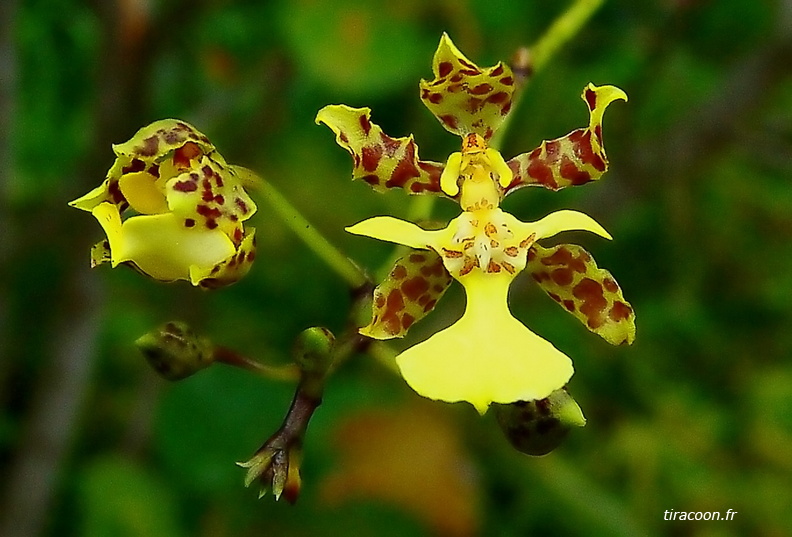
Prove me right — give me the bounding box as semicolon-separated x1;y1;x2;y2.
383;313;401;335
235;198;249;214
440;115;458;130
122;159;146;174
401;277;430;301
173;142;202;168
379;132;401;157
386;289;405;312
429;93;443;104
603;277;619;293
609;301;632;322
409;253;426;263
559;155;592;185
361;145;382;172
541;247;587;273
569;130;606;172
387;159;420;188
585;87;597;111
469;83;493;95
486;92;509;104
527;159;555;188
391;265;407;280
173;180;198;192
442;248;463;259
438;61;453;78
563;300;576;312
402;313;415;330
359;115;372;136
573;278;607;329
504;246;519;257
487;261;502;273
551;268;574;286
138;136;159;157
491;64;504;77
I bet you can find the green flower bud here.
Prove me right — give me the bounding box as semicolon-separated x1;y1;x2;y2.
291;327;335;376
135;321;214;381
495;388;586;456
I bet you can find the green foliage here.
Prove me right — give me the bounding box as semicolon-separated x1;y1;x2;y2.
78;457;185;537
4;0;792;536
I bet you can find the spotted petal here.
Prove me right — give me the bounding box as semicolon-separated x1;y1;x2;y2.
90;202;254;286
527;243;635;345
361;250;452;340
396;272;573;414
164;158;257;239
506;84;626;193
316;105;448;197
419;33;515;140
70;120;216;213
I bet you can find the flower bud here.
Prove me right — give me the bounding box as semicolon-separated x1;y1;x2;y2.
291;327;335;376
135;321;214;381
495;388;586;456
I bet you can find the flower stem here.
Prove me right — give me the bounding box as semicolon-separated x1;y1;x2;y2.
213;345;301;382
529;0;605;74
242;170;368;290
490;0;605;151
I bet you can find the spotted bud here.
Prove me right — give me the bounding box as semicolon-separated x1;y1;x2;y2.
494;388;585;456
135;321;214;381
291;327;335;377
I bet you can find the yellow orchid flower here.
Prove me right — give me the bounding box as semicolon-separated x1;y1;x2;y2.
318;34;635;413
69;120;257;288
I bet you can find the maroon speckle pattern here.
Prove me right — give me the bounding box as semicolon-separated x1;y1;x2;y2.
528;243;634;344
438;61;453;77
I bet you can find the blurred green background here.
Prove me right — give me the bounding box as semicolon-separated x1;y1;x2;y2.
2;0;792;536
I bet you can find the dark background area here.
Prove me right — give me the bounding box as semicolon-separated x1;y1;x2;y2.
1;0;791;536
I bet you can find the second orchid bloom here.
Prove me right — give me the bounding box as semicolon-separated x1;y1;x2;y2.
318;33;635;414
70;120;258;288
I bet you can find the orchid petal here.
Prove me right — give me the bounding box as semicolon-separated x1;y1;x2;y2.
396;272;573;414
419;33;515;139
528;243;635;345
316;105;448;197
346;216;450;250
506;84;626;193
91;202;237;283
361;250;452;339
516;210;612;241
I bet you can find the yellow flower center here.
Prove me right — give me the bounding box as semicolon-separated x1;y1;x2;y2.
438;209;536;279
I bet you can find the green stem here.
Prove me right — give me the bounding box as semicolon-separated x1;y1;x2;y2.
490;0;605;150
214;346;301;382
242;171;368;290
530;0;605;74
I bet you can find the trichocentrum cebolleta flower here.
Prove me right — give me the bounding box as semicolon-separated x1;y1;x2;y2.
69;120;257;288
318;34;636;414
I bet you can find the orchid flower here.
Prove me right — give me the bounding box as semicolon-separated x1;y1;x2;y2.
318;34;635;414
70;120;257;288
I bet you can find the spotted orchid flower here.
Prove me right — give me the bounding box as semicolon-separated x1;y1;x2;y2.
69;120;257;288
318;34;635;414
